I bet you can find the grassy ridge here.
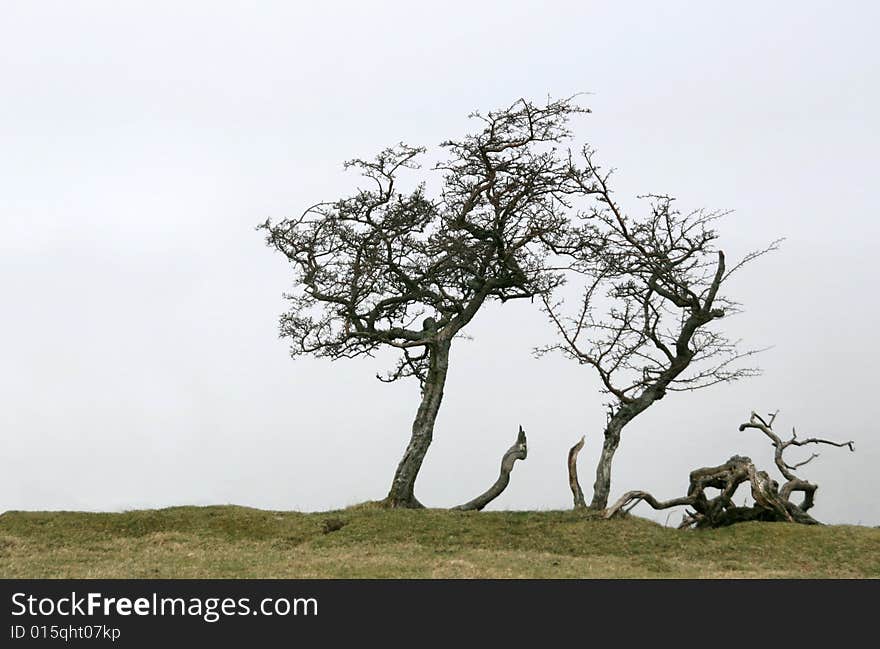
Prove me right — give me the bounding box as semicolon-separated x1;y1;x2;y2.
1;505;878;578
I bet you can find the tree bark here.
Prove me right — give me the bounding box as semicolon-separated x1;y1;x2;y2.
454;426;528;511
590;426;621;510
589;387;666;510
568;436;587;509
737;410;853;514
385;339;451;508
604;455;822;528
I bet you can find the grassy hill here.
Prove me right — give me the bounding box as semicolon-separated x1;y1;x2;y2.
1;505;878;578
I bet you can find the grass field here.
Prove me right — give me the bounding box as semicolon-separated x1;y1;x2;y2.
1;505;878;578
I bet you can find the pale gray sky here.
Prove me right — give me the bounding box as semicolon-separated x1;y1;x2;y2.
1;1;877;525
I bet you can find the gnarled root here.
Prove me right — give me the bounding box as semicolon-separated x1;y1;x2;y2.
604;411;853;528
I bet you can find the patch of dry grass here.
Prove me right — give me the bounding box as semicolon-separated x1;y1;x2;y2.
0;506;877;578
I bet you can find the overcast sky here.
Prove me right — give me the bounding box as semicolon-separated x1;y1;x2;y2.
1;1;877;526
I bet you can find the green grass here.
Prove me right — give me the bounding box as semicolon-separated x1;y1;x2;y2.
1;505;878;578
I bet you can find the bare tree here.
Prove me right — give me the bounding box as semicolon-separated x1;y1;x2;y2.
542;149;778;509
260;97;588;508
604;410;855;527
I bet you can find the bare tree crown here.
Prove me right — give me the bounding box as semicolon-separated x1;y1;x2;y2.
260;97;590;384
541;149;780;407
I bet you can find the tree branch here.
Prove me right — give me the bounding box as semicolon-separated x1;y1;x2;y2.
568;436;587;509
454;426;528;511
603;410;854;527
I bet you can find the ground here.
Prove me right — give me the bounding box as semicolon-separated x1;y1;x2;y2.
1;505;878;578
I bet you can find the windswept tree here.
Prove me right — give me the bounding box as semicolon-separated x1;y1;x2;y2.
543;150;778;510
260;97;588;508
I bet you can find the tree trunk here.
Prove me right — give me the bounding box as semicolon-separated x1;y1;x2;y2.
385;339;451;508
589;388;665;510
454;426;528;511
568;436;587;509
590;422;622;510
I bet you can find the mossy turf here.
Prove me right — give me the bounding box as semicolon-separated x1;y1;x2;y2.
1;505;877;578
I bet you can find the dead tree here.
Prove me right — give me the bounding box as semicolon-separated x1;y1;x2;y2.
260;97;588;508
738;410;855;514
454;426;528;511
542;149;778;509
604;411;854;528
568;436;587;509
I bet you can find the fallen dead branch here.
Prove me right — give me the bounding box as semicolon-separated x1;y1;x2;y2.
568;435;587;509
454;426;528;511
603;411;854;528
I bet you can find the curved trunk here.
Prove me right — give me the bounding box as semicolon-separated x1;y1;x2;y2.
385;339;451;508
589;392;659;510
454;426;528;511
590;421;623;510
568;436;587;509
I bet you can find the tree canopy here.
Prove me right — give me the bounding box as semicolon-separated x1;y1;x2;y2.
260;97;593;507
